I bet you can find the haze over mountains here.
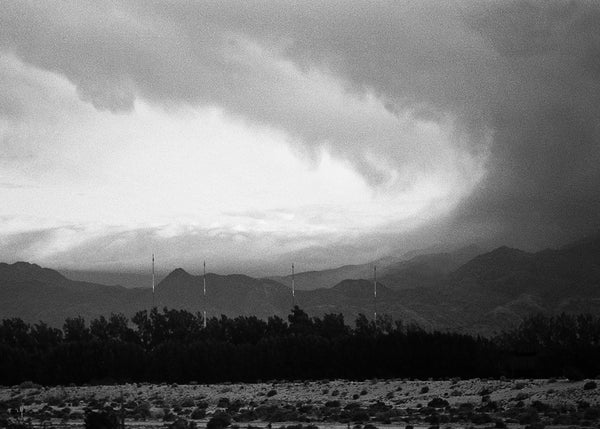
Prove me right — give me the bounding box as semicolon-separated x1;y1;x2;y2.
1;235;600;335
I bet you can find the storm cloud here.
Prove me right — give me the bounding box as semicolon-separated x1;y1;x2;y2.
1;0;599;269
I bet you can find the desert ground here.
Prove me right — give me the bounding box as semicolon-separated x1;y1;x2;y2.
2;378;600;428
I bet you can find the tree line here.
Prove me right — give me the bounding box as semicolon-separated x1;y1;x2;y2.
0;307;599;385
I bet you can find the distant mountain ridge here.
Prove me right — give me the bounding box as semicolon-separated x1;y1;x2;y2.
270;244;483;291
2;235;600;334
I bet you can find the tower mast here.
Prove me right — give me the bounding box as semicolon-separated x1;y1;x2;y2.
203;260;207;329
152;253;155;309
292;263;295;306
373;264;377;322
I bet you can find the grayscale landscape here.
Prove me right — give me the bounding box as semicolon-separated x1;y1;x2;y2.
2;1;600;429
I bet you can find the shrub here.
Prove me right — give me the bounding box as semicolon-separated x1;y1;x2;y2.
163;409;177;422
420;386;429;394
84;410;120;429
134;402;151;419
217;398;230;408
471;413;492;425
191;408;206;420
207;411;231;429
515;392;530;401
180;399;195;408
350;409;370;422
427;398;448;408
584;381;597;390
47;395;66;407
18;381;41;389
170;418;196;429
494;419;506;428
5;420;30;429
518;410;539;425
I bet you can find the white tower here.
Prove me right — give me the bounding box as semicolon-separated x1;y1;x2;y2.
373;265;377;322
292;263;295;306
152;253;155;309
203;260;207;329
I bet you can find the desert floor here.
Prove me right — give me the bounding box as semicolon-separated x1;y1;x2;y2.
2;378;600;428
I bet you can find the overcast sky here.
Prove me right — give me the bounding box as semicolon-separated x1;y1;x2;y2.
1;1;599;275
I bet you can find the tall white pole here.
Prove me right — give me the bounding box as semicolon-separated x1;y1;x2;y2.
203;260;207;329
152;253;155;309
373;265;377;322
292;263;295;306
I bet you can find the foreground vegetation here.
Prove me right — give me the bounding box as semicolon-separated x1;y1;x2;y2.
1;307;600;385
2;378;600;429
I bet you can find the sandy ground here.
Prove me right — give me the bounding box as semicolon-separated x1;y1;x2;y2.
2;378;600;428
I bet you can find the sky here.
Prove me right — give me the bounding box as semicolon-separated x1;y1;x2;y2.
1;1;599;275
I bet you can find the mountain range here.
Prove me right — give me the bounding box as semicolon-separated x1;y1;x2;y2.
1;235;600;334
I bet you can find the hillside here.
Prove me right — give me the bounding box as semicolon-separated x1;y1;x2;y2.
271;244;482;291
0;262;149;327
1;235;600;334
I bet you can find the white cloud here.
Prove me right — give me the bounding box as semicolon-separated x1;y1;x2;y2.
0;48;488;270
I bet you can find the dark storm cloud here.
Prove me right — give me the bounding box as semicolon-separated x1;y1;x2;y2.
452;1;600;247
1;0;599;247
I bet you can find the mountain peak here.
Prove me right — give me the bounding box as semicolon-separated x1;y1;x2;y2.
480;246;530;260
164;267;192;279
0;261;66;284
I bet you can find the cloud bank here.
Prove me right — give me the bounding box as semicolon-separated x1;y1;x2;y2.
1;1;599;271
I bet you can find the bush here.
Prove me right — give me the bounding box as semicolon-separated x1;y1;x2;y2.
5;420;30;429
170;418;196;429
420;386;429;394
84;410;120;429
191;408;206;420
134;402;151;419
217;398;230;408
18;381;41;389
207;411;231;429
584;381;597;390
350;409;370;423
163;409;177;422
180;399;195;408
427;398;448;408
471;413;492;424
494;419;506;428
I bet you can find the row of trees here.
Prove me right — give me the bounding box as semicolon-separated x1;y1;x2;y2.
0;308;599;385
